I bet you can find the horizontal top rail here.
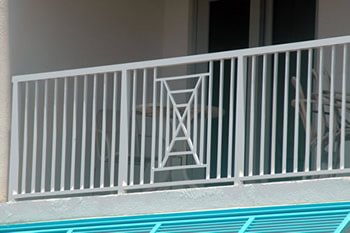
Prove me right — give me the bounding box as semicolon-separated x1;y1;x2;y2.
13;35;350;83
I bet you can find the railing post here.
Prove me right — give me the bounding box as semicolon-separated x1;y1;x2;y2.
118;70;130;193
234;56;247;185
8;80;19;201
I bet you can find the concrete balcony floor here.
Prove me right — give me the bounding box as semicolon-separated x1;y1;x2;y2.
1;177;350;225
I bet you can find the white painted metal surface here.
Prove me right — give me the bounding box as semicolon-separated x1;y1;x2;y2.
8;35;350;200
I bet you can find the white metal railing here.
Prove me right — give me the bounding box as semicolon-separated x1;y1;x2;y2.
8;35;350;200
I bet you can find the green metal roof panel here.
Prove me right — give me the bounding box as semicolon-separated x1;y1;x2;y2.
1;202;350;233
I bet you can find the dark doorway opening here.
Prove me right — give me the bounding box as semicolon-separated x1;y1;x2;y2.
273;0;316;45
209;0;251;52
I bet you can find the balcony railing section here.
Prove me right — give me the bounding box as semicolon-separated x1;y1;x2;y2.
9;35;350;200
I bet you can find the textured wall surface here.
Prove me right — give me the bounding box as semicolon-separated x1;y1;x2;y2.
0;0;10;203
8;0;192;76
1;178;350;225
317;0;350;39
8;0;165;75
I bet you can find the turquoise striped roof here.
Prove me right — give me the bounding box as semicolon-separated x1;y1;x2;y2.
1;202;350;233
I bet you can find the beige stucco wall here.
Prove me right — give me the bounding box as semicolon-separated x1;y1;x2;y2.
9;0;165;75
0;0;10;203
9;0;193;76
162;0;192;57
317;0;350;39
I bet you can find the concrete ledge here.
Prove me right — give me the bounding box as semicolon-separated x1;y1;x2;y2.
1;177;350;225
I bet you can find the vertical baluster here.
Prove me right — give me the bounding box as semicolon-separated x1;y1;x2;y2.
60;78;68;191
193;82;198;165
41;80;48;192
187;100;191;139
340;45;348;169
328;46;336;170
282;52;290;174
80;76;88;189
199;75;206;164
234;56;247;183
227;58;235;178
100;73;108;187
9;81;20;200
50;79;58;192
118;70;130;192
305;49;313;172
293;50;301;173
90;74;97;188
150;68;157;184
259;55;267;175
130;71;137;185
217;60;224;178
271;53;278;175
110;72;119;187
31;81;39;193
317;47;324;171
22;82;29;193
249;56;257;176
206;61;213;179
70;77;78;190
158;80;164;168
173;100;176;140
140;69;147;185
166;94;170;163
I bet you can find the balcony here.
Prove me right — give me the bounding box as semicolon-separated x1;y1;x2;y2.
8;36;350;201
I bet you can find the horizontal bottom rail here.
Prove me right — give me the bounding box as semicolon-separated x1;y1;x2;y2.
12;186;120;201
124;178;237;191
126;169;350;191
241;168;350;182
11;168;350;200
